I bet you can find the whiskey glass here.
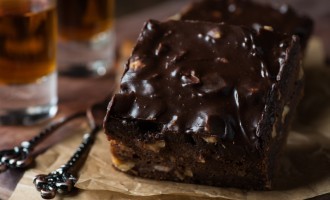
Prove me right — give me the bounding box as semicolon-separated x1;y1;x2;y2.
0;0;58;125
57;0;116;77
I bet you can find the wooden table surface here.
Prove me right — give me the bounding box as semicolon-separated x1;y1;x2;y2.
0;0;329;199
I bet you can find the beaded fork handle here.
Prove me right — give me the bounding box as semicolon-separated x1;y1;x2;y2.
33;125;101;199
33;101;105;199
0;112;86;173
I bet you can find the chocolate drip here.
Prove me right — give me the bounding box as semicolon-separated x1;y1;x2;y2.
109;20;294;148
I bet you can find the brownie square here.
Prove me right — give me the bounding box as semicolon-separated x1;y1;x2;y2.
178;0;313;50
104;20;303;189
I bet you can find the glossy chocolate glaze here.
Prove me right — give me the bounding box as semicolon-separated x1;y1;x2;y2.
108;20;295;148
179;0;313;49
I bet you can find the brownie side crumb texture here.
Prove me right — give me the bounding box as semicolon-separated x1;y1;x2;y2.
178;0;313;51
104;20;303;190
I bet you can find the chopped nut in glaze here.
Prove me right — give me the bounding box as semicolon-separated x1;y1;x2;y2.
215;57;229;64
202;136;218;144
129;58;146;71
207;28;222;39
181;70;200;87
263;25;274;31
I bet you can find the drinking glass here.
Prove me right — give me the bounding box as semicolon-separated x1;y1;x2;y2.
0;0;58;125
57;0;116;77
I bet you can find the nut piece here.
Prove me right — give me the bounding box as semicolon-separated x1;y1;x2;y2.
144;140;166;153
282;105;290;123
181;70;200;87
271;122;277;138
154;165;171;172
111;155;135;172
168;14;181;20
207;28;222;39
202;136;218;144
196;154;206;163
184;168;193;177
263;25;274;31
110;140;134;154
216;57;229;64
129;59;146;71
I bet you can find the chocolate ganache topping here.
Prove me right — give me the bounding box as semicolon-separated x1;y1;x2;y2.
108;20;295;147
179;0;312;49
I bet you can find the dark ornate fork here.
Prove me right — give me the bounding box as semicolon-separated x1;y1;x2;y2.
33;100;108;199
0;112;86;173
33;125;101;199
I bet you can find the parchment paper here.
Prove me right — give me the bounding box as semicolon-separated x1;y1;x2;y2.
9;38;330;200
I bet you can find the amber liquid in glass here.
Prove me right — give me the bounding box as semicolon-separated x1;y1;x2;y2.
0;1;56;84
57;0;114;41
